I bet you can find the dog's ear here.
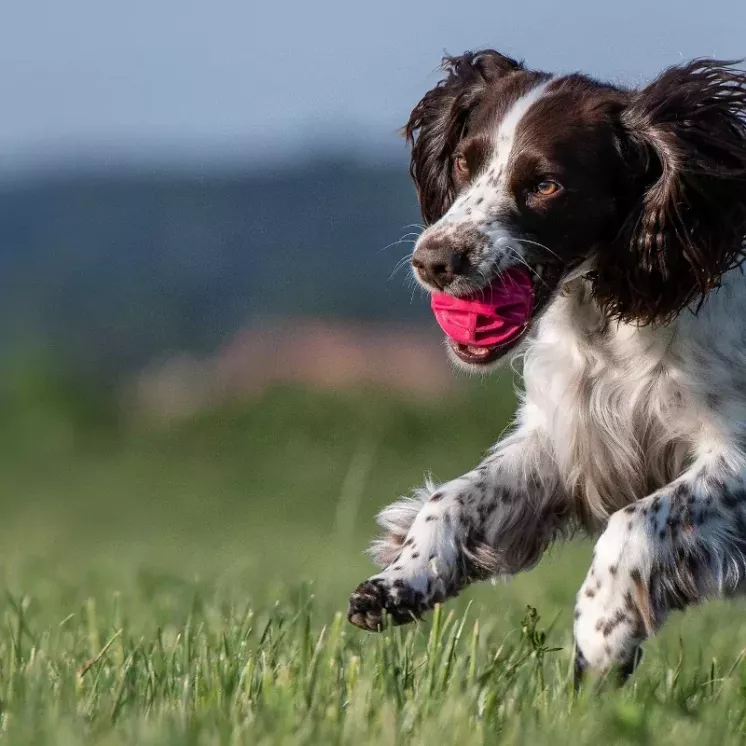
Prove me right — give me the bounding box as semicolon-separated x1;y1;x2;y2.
596;60;746;323
404;50;524;225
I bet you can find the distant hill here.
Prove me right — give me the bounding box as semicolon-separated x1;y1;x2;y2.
0;157;428;379
134;318;456;421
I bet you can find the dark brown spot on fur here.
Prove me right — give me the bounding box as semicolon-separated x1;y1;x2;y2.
602;609;629;637
629;569;654;635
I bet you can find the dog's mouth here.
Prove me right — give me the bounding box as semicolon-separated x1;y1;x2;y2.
431;263;562;367
446;339;509;366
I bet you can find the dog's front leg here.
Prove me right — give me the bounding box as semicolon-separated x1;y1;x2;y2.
347;426;570;631
574;453;746;680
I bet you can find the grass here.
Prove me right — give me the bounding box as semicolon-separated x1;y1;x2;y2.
3;382;746;743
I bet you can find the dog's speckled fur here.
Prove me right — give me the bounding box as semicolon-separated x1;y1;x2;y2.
348;52;746;679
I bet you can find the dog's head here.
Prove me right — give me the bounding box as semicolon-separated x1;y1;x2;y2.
406;51;746;368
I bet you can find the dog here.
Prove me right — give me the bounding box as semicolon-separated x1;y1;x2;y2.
346;50;746;680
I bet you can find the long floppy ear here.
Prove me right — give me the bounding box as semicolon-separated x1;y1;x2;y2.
404;50;524;225
595;59;746;323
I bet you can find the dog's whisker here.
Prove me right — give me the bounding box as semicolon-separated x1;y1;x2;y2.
378;236;419;254
389;251;416;281
505;247;550;290
512;237;562;261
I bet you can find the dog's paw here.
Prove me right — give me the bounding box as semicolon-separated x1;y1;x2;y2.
347;576;430;632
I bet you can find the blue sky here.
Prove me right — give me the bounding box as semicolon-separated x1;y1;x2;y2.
1;0;744;170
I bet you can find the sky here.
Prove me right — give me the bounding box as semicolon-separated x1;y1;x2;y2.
1;0;745;171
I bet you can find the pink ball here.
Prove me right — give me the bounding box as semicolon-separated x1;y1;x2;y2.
430;267;534;349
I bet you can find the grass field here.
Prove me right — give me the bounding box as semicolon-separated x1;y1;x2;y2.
3;380;746;744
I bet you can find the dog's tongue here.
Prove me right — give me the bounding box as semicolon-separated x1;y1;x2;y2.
430;267;534;348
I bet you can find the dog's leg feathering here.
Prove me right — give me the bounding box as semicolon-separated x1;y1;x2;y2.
348;427;570;631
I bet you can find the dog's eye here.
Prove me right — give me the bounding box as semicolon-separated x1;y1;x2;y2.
534;180;561;196
453;154;469;177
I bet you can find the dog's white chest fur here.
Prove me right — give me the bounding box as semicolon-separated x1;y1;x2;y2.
519;280;698;522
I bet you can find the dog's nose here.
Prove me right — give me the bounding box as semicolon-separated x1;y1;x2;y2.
411;235;467;290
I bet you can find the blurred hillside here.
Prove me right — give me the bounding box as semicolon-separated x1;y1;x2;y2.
0;157;426;382
135;318;455;421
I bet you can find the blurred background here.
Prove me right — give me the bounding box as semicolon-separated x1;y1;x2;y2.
1;0;745;628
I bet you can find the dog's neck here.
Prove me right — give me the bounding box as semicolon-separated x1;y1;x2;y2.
552;274;679;353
